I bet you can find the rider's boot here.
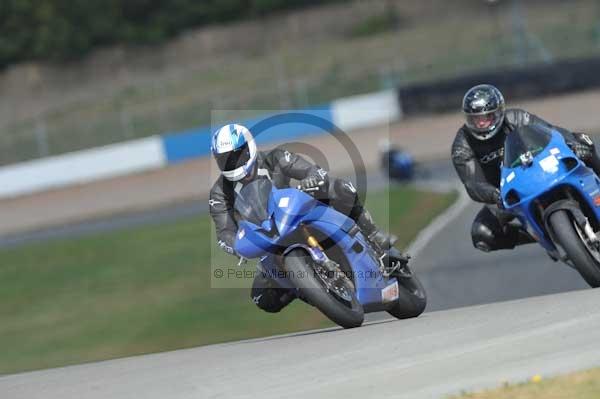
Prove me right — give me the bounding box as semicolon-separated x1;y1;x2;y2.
505;224;536;247
355;207;398;251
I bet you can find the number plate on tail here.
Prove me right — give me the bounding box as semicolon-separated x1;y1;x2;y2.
381;281;399;303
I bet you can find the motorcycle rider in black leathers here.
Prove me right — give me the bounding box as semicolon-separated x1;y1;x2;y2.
452;84;600;252
209;123;399;313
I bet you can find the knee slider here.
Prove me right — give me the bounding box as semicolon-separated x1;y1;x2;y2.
471;222;496;250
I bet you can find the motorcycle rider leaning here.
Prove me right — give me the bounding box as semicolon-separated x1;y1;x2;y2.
451;84;600;252
209;123;399;313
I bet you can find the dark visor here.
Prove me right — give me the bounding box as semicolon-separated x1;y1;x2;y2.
214;143;251;172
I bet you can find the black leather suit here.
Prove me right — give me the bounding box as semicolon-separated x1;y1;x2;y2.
451;108;600;251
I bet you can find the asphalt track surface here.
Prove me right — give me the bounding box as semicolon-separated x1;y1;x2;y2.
1;158;597;397
361;158;588;315
2;289;599;399
414;196;588;313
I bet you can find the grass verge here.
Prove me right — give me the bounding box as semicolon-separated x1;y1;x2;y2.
0;185;456;375
451;368;600;399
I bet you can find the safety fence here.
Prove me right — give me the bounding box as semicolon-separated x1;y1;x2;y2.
398;57;600;116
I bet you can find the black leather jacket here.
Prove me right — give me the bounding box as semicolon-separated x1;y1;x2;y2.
451;108;591;204
209;148;319;254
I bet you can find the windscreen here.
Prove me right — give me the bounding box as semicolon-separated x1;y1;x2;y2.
234;177;272;225
504;125;553;168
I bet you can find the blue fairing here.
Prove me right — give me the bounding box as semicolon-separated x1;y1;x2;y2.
269;188;317;237
501;129;600;252
304;207;393;305
234;219;278;259
233;182;399;309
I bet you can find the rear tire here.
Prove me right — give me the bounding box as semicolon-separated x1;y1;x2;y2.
386;275;427;319
283;249;364;328
549;210;600;287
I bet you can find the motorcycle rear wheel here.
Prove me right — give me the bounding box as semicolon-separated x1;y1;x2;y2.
386;274;427;319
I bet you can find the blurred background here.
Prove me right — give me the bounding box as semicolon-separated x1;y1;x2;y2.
2;0;600;164
1;0;599;375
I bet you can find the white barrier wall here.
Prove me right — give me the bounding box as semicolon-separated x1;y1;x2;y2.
331;90;402;132
0;89;403;200
0;136;166;199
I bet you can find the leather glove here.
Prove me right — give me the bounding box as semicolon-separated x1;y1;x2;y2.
300;169;328;192
568;141;592;161
218;239;236;255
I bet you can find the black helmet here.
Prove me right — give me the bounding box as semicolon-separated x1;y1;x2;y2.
462;84;505;140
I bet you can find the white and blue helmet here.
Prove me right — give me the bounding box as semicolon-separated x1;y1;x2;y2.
211;124;257;181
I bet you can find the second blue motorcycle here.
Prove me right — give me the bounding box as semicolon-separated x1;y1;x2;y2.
501;124;600;287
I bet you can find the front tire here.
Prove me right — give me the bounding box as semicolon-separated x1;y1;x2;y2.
549;210;600;287
283;249;364;328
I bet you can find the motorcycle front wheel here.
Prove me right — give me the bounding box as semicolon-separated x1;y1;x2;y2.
283;249;364;328
549;210;600;287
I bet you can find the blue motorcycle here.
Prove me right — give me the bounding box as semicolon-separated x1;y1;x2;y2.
501;124;600;287
233;177;427;328
381;147;415;181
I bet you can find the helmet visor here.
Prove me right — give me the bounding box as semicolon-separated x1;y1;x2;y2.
465;109;504;134
214;143;251;172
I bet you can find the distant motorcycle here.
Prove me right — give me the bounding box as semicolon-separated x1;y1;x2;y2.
381;146;415;181
233;177;426;328
500;124;600;287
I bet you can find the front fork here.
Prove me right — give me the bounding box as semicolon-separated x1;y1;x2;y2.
298;227;356;289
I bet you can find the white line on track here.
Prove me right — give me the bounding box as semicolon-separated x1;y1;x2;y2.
406;183;470;259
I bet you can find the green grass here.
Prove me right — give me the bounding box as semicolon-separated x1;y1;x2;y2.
0;185;456;375
450;368;600;399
